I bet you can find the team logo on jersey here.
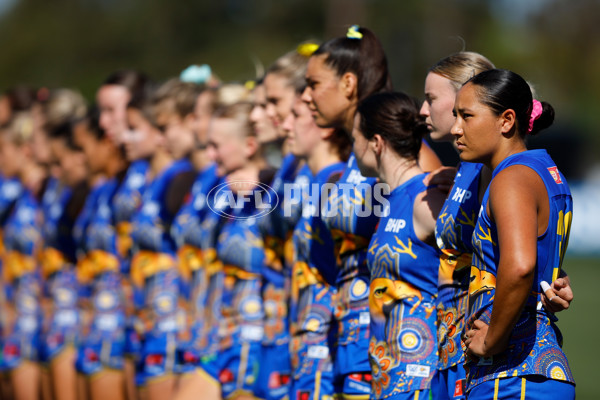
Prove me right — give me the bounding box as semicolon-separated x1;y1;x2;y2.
547;166;563;184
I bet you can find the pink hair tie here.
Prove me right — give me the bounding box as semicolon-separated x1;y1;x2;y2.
528;99;543;134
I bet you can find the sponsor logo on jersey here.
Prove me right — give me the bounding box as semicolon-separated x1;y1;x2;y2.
548;166;563;184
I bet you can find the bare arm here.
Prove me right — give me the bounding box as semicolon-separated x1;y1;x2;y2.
422;166;457;193
418;141;442;173
465;165;548;357
413;186;447;246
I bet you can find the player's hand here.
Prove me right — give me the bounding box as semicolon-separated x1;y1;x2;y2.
423;166;457;193
540;277;573;313
463;319;491;358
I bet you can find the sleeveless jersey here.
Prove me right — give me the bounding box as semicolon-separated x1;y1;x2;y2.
321;154;381;374
197;176;228;356
215;183;267;350
73;180;106;290
434;162;482;369
171;163;220;356
0;175;22;228
78;178;125;338
112;160;149;274
466;149;574;390
40;179;84;360
290;162;345;372
2;189;43;365
258;154;311;347
130;159;192;337
367;173;439;399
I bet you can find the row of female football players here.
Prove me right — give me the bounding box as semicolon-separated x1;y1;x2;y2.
0;25;575;400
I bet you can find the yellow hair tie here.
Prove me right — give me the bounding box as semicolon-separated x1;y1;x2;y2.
346;25;363;39
245;80;256;90
297;43;319;57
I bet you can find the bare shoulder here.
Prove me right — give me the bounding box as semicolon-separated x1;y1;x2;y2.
413;186;447;243
489;164;545;200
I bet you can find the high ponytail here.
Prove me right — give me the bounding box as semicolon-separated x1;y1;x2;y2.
314;26;392;102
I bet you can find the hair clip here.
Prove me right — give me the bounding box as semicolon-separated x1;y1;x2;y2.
527;99;543;134
180;64;212;84
297;43;319;57
346;25;363;40
245;80;256;91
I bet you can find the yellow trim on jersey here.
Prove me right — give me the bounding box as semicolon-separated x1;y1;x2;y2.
340;394;370;400
196;367;220;388
493;378;500;400
314;370;322;400
521;377;526;400
237;342;250;391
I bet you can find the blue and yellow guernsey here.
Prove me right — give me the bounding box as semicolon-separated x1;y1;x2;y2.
465;149;574;391
0;175;22;226
434;162;482;369
195;188;226;358
73;180;106;279
112;160;149;274
39;177;74;279
40;178;83;361
2;188;43;367
171;163;219;360
129;159;192;340
321;154;379;375
258;154;310;347
367;173;439;399
76;177;125;367
290;161;345;376
215;184;268;351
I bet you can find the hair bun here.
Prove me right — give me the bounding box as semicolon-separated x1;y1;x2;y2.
530;101;555;136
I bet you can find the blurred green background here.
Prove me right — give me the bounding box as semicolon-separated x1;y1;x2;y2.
0;0;598;397
558;256;599;400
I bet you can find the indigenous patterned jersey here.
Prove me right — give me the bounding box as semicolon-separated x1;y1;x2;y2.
40;178;86;360
196;191;226;356
112;160;149;273
466;150;574;390
216;183;267;350
321;154;381;373
2;189;43;365
78;178;125;337
258;154;310;347
40;179;78;273
290;162;345;371
367;174;439;399
0;176;22;226
130;159;192;336
171;164;220;354
73;181;106;271
434;162;482;369
4;189;41;261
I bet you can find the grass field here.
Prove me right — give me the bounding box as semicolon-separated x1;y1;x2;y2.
556;255;600;399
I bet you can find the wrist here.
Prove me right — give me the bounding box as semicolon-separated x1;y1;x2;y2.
484;333;509;357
